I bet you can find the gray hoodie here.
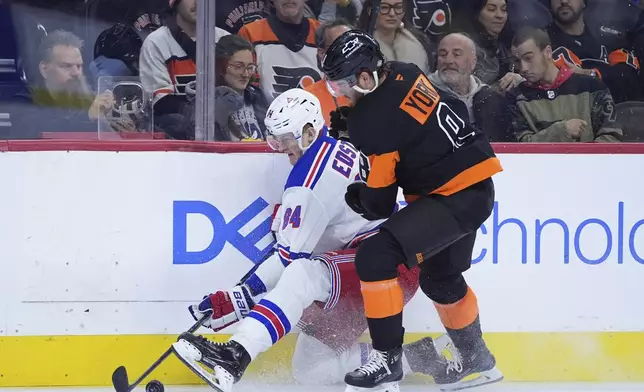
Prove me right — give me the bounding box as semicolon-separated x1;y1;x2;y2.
428;71;487;124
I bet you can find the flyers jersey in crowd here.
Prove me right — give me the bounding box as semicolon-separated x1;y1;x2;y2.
239;16;322;103
547;3;643;103
139;26;197;105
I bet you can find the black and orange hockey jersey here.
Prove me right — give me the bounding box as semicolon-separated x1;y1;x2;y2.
548;22;642;102
238;15;321;102
347;61;502;218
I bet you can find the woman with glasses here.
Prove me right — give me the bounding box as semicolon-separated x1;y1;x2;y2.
214;35;268;141
357;0;434;75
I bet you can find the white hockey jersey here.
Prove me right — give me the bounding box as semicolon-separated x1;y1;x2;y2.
243;129;384;297
139;26;195;105
139;26;228;106
238;17;322;103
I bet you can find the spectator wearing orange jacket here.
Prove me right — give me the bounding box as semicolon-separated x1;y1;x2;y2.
306;19;352;129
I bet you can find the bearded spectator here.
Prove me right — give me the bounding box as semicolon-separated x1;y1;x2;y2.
9;30;121;138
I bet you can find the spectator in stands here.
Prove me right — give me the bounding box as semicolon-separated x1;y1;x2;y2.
217;0;270;34
213;35;268;141
317;0;362;24
305;18;353;127
91;24;147;82
239;0;321;103
87;0;166;83
506;0;552;31
585;0;644;96
9;30;122;138
139;0;229;139
459;0;522;90
357;0;434;74
547;0;643;103
429;33;515;141
508;27;621;142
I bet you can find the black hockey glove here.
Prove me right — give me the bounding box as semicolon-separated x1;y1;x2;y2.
329;106;352;141
345;182;381;221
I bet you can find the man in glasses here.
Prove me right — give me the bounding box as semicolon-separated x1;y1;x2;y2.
322;30;504;392
173;88;454;392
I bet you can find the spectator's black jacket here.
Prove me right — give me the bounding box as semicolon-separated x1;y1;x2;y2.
217;0;269;34
7;87;96;138
548;23;642;103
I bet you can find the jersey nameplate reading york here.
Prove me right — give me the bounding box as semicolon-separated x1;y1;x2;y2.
399;73;440;125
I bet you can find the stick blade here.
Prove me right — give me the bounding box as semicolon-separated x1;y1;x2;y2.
112;365;130;392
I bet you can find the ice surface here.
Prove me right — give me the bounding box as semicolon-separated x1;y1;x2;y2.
1;383;644;392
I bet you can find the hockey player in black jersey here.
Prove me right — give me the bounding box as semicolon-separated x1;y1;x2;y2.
321;30;504;392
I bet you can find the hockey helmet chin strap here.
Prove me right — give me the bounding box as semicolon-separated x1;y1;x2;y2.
352;71;380;95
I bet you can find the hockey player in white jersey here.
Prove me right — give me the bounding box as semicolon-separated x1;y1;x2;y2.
171;89;453;391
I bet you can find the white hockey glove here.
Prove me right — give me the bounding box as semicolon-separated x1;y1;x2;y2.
188;285;255;332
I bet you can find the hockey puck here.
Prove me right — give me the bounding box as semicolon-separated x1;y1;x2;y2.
145;380;164;392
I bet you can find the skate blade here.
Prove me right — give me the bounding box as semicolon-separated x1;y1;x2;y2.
439;366;503;391
172;340;234;392
345;381;400;392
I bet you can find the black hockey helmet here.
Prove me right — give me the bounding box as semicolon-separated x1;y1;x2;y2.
321;29;384;82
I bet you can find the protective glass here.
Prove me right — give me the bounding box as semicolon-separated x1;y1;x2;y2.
97;76;154;139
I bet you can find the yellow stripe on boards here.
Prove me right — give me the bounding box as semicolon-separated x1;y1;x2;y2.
0;332;643;386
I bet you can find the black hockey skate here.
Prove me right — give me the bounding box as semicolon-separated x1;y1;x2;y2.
172;333;250;392
432;340;503;391
344;347;404;392
403;336;448;377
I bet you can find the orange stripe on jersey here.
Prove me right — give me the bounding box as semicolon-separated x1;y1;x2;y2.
608;49;640;70
592;67;603;80
153;88;174;97
434;286;479;330
366;151;400;188
167;58;197;93
238;18;319;46
552;46;582;68
361;278;404;319
399;73;440;125
430;157;502;197
305;80;351;125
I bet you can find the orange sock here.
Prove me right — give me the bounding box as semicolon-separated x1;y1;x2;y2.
434;286;479;330
361;278;404;319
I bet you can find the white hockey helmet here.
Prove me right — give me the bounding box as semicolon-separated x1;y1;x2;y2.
265;88;325;151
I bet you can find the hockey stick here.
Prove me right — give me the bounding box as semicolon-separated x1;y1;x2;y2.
111;314;209;392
